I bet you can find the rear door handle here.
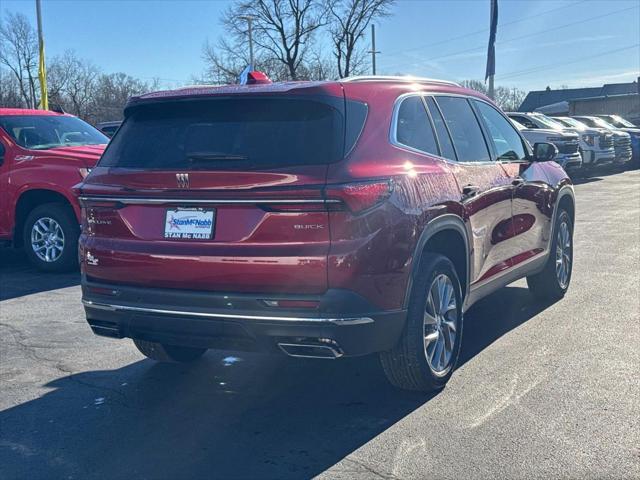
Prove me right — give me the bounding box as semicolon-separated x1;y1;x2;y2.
462;184;481;199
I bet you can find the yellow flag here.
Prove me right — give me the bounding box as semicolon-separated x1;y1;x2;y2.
36;0;48;110
38;38;48;110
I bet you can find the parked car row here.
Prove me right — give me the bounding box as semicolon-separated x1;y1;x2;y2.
506;111;639;175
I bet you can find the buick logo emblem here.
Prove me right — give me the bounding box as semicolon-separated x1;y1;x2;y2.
176;173;190;189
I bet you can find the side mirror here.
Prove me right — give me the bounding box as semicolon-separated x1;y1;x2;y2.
532;142;558;162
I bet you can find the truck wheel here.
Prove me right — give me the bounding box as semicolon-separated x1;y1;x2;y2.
23;203;79;273
133;339;207;363
527;209;573;300
379;253;463;392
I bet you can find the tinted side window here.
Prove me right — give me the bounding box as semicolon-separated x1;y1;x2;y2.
510;115;537;129
474;101;526;161
425;97;457;161
435;96;490;162
395;96;439;155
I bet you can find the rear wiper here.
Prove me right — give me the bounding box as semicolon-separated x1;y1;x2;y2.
187;152;249;162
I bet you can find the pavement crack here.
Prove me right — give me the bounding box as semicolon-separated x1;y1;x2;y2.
0;321;134;409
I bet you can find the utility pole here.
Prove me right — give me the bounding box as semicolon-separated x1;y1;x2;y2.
35;0;48;110
239;16;255;69
368;24;380;75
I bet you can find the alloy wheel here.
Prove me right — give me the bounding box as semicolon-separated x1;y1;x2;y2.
555;220;572;289
423;274;459;376
31;217;65;263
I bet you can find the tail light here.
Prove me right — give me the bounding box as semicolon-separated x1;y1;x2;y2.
260;181;393;214
79;198;124;236
324;180;393;213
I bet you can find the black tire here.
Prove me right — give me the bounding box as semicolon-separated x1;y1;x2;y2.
527;209;573;301
23;203;79;273
379;253;464;392
133;339;207;363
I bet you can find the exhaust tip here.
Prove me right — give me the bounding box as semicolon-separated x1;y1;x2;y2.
278;340;343;359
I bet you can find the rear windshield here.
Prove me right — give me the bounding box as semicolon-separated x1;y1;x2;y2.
0;115;108;150
99;98;345;170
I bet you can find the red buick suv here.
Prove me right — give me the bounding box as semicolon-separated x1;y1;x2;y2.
78;75;575;391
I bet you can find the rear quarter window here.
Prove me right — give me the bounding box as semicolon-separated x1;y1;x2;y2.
394;96;439;156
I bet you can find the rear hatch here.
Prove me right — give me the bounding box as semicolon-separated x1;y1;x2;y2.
79;90;351;295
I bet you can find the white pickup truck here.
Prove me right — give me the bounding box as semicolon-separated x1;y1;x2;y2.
551;116;616;169
506;112;582;172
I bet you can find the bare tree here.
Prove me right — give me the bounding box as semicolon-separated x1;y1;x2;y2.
304;48;337;80
326;0;394;78
47;51;100;119
201;38;245;85
460;79;525;112
91;72;150;122
199;35;293;85
494;86;526;112
0;68;24;107
460;79;487;94
218;0;325;80
0;12;40;107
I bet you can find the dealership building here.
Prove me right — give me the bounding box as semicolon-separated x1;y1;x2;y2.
518;78;640;124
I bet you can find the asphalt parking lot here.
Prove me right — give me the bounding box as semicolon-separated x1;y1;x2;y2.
1;168;639;480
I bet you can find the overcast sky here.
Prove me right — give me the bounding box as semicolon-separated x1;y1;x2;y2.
2;0;639;92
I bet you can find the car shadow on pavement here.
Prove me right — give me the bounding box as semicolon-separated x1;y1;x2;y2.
0;285;556;480
570;175;604;186
459;284;556;367
0;248;79;301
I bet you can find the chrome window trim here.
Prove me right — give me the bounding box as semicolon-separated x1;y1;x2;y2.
78;196;340;206
390;91;531;167
389;92;451;162
82;299;375;325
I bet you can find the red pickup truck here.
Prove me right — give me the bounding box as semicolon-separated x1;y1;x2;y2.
0;108;108;271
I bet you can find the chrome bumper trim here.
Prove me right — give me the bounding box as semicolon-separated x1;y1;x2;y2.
82;300;375;325
78;196;340;206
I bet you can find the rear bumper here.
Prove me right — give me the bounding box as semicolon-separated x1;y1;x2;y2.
82;279;407;357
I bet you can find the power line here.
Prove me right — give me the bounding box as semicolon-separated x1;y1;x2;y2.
496;44;640;81
382;5;638;72
384;0;588;57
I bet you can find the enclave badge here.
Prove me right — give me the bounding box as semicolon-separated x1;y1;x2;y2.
176;173;190;189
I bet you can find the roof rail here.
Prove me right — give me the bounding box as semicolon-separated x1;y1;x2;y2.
341;75;460;87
